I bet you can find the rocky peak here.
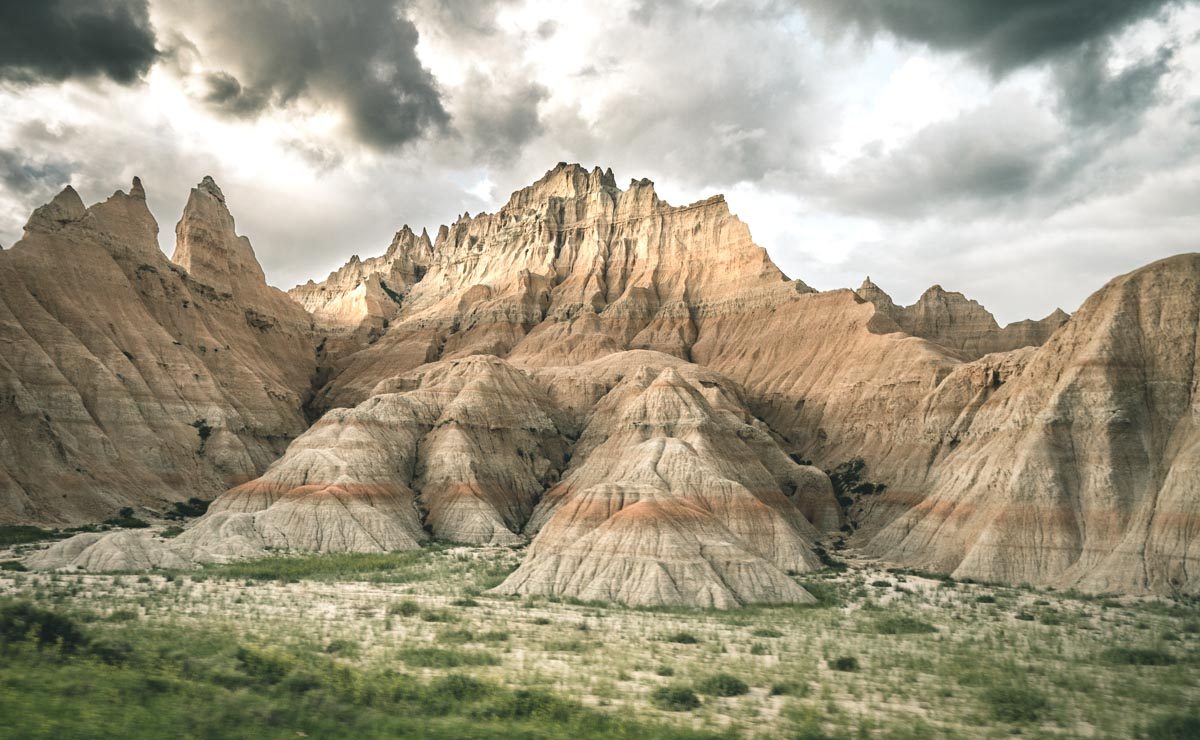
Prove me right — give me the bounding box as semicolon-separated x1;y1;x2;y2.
24;185;87;234
172;176;268;297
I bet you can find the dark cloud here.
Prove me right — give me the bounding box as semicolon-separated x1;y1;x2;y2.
451;73;549;165
159;0;448;149
0;150;73;194
1053;41;1175;128
800;0;1181;75
0;0;158;84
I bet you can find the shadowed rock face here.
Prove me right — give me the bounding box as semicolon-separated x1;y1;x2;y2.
864;254;1200;594
12;163;1200;604
0;178;315;525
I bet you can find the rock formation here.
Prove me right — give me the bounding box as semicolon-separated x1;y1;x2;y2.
856;277;1069;359
864;254;1200;594
289;225;433;363
0;178;314;525
10;163;1198;604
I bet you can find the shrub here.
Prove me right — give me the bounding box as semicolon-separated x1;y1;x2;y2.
830;656;859;672
982;683;1048;722
1145;713;1200;739
431;673;490;702
696;673;749;697
397;647;500;668
387;600;420;617
103;507;149;529
420;609;456;623
655;665;675;677
451;597;479;607
0;561;28;572
473;689;575;722
1101;647;1176;666
477;630;509;642
664;631;700;644
0;601;88;653
750;642;769;655
1014;611;1035;621
770;681;808;697
159;526;185;539
873;616;937;635
0;526;58;547
543;639;591;653
235;645;296;685
751;627;783;638
870;580;892;588
164;497;211;520
651;685;701;711
531;616;552;625
324;639;360;656
974;594;996;604
435;629;475;645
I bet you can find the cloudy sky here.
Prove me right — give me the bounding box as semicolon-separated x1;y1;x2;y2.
2;0;1198;323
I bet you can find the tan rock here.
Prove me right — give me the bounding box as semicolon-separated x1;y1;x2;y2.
0;178;315;525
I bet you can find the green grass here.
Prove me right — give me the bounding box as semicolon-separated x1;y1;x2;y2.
0;603;718;739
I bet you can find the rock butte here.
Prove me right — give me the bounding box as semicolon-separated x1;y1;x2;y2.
10;163;1200;605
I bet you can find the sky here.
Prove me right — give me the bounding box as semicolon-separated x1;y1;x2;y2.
1;1;1198;324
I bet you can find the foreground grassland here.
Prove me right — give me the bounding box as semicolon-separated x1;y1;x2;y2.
2;546;1199;739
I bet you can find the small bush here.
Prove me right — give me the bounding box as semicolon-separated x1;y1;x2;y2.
451;597;479;607
655;665;675;677
436;629;475;645
1101;646;1176;666
477;630;509;642
0;601;88;653
751;627;783;638
975;594;996;604
870;580;892;588
830;656;859;672
874;616;937;635
543;639;591;653
0;561;28;572
1145;713;1200;739
982;683;1048;723
1014;611;1036;621
531;616;552;625
770;681;808;697
103;507;149;529
420;609;456;623
397;647;500;668
651;685;701;711
696;673;749;697
749;642;769;655
0;526;58;547
324;639;360;656
664;631;700;644
164;497;210;520
387;600;420;617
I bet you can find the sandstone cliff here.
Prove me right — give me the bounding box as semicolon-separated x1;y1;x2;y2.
0;178;315;525
864;254;1200;594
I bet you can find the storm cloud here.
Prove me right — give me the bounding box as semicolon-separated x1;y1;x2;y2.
799;0;1181;74
0;0;158;84
157;0;449;149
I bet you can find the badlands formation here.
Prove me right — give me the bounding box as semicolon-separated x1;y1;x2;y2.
8;163;1200;605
